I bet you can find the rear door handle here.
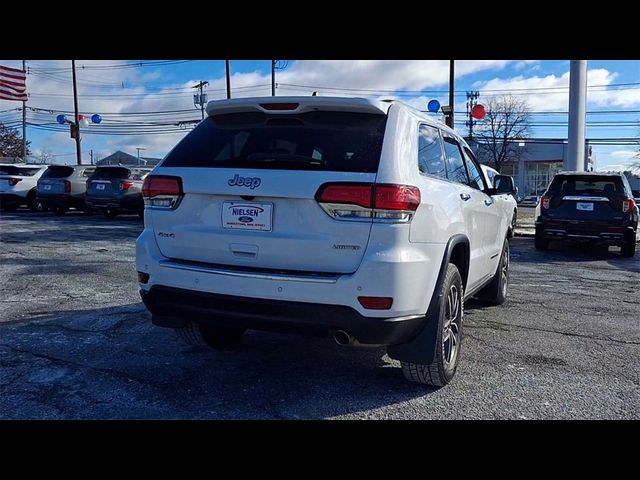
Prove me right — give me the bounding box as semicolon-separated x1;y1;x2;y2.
484;198;494;206
460;193;471;201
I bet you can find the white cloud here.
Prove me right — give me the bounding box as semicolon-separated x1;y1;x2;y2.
470;67;640;111
610;149;639;159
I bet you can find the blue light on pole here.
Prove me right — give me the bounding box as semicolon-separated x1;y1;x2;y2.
91;114;102;124
56;114;67;125
427;100;441;113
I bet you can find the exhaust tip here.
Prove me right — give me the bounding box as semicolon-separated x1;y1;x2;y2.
334;330;354;346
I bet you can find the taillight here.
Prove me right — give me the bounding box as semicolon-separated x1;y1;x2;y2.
142;175;183;209
541;195;551;209
622;197;636;213
8;178;21;186
358;296;394;310
63;180;71;193
315;183;420;223
120;180;134;191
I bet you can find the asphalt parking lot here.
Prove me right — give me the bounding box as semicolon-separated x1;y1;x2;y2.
0;210;638;419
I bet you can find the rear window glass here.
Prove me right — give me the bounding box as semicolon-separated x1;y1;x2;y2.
43;166;74;178
0;166;20;176
0;166;42;176
549;176;624;195
129;168;151;180
161;111;388;173
90;167;130;179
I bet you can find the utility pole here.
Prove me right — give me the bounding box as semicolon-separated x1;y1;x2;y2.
446;60;455;128
465;91;480;139
566;60;587;172
225;60;231;99
22;60;27;160
192;81;209;120
136;147;146;166
271;60;276;96
71;60;82;165
90;149;93;165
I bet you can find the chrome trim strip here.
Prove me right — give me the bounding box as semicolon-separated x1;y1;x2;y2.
562;196;609;202
159;260;339;284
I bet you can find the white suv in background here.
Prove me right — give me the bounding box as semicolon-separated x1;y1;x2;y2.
0;164;49;211
136;97;517;386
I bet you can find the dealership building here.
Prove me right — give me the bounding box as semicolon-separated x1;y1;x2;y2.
471;139;595;196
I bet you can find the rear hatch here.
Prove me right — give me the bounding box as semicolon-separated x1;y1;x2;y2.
38;165;74;195
0;165;42;192
150;106;388;274
86;167;131;198
543;175;629;228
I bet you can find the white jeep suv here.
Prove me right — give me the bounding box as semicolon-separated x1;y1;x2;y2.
136;97;516;386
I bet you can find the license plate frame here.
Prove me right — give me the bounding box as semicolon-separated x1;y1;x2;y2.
222;201;273;231
576;202;594;211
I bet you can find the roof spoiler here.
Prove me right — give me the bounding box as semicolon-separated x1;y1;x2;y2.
205;96;391;117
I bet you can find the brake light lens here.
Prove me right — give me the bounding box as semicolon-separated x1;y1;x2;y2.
316;184;373;208
622;197;636;213
541;195;551;209
142;175;183;209
260;102;299;111
358;296;394;310
8;178;21;186
375;184;421;211
120;180;134;191
63;180;71;193
315;183;420;223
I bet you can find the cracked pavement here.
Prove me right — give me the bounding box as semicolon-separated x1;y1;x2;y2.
0;210;638;419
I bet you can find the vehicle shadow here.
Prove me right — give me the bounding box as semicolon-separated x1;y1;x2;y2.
509;236;639;273
0;303;439;419
0;211;143;244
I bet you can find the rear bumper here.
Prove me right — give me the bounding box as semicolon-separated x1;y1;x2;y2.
0;193;25;205
38;193;79;208
536;217;636;243
140;285;428;345
85;194;142;211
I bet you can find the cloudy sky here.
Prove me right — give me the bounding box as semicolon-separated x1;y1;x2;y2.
0;59;639;169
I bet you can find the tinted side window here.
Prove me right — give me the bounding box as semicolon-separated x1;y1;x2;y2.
418;124;447;179
442;136;469;185
461;147;485;191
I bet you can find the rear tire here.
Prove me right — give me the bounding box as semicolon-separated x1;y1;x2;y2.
175;321;246;350
27;191;40;212
621;236;636;258
476;238;509;306
535;226;548;251
400;264;463;387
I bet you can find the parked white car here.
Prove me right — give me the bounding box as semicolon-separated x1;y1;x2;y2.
0;164;49;211
137;96;517;386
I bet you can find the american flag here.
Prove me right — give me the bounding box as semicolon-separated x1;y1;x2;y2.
0;65;28;102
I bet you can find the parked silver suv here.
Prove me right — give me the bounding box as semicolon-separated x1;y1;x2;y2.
37;164;96;215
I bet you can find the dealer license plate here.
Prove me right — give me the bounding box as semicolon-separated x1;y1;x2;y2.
222;201;273;231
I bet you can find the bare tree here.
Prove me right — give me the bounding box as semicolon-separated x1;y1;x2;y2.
38;147;54;164
475;95;531;173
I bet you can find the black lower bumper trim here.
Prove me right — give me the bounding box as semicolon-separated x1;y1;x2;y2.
140;285;427;345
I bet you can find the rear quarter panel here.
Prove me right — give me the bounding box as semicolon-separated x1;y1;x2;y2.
374;105;466;245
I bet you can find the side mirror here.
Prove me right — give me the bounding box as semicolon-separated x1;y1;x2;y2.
493;174;515;195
